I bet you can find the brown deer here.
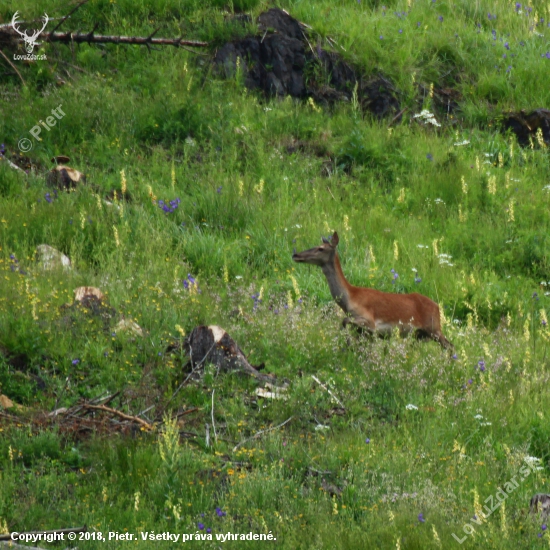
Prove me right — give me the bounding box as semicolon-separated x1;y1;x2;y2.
292;232;452;349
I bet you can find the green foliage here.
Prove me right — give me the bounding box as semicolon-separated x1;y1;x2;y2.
0;0;550;547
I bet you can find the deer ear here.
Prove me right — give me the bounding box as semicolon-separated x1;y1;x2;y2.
331;232;339;247
321;236;330;244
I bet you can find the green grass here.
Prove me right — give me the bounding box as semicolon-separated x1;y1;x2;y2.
1;0;550;548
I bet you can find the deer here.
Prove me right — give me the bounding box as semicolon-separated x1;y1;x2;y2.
11;12;49;54
292;232;452;349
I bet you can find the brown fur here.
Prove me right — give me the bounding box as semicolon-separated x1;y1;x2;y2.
293;232;452;349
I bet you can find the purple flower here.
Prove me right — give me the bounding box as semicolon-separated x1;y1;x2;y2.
468;379;473;384
206;528;212;534
379;35;384;39
426;153;433;161
515;2;521;11
399;29;403;33
504;42;510;49
45;193;53;203
418;513;425;522
217;186;222;194
417;21;421;27
188;274;196;284
452;354;458;360
216;507;226;517
438;15;443;22
365;438;370;444
543;524;547;531
414;276;422;283
198;523;204;530
72;359;80;365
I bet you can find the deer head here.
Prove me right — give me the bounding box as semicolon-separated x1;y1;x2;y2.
11;11;49;54
292;232;340;266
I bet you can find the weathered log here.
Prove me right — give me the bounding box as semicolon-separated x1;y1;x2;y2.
182;325;279;385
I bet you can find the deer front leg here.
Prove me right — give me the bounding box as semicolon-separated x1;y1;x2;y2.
342;315;375;336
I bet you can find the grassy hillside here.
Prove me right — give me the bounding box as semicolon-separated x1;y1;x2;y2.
1;0;550;548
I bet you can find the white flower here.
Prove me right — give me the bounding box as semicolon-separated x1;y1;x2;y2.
474;414;483;420
411;268;418;273
524;456;542;464
406;404;418;410
235;276;243;280
413;110;441;127
454;140;470;147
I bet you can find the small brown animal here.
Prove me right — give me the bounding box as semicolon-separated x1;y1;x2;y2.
292;232;452;349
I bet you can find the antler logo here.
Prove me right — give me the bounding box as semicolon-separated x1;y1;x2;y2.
11;11;49;54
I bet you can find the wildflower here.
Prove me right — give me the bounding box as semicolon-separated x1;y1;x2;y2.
113;226;120;247
468;379;473;384
379;35;384;39
198;523;204;530
399;29;403;33
543;525;547;531
254;179;264;194
72;359;80;365
216;507;226;517
438;15;443;22
365;438;370;444
217;186;222;194
415;276;422;283
504;42;510;50
418;513;426;523
426;153;433;161
406;404;418;410
120;169;127;195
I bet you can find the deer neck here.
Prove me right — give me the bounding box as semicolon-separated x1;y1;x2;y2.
321;252;352;312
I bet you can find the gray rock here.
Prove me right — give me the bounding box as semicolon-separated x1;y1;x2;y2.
35;244;71;271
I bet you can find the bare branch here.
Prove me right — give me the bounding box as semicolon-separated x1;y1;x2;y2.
43;30;208;48
82;403;153;430
233;416;293;452
48;0;89;36
0;48;25;85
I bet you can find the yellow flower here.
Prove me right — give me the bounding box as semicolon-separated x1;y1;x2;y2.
120;169;127;194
